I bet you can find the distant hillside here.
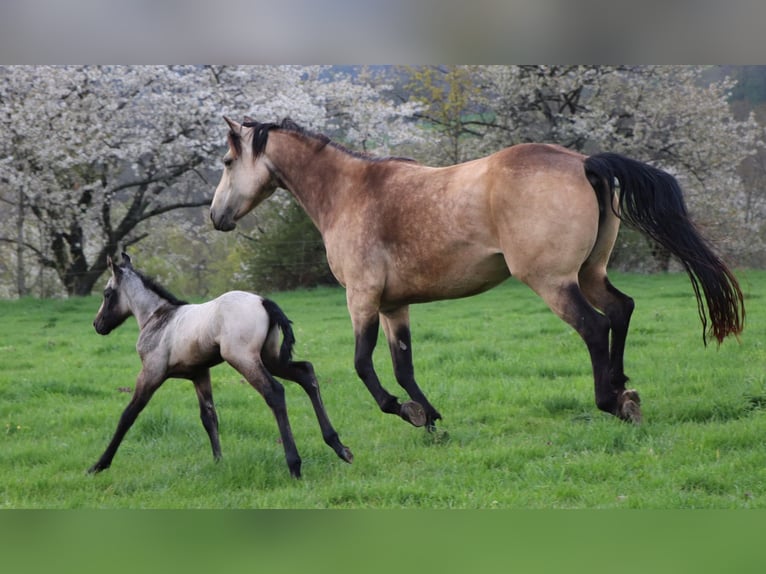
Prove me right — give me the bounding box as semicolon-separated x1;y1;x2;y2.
708;65;766;104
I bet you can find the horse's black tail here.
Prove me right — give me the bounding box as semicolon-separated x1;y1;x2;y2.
584;152;745;345
262;298;296;364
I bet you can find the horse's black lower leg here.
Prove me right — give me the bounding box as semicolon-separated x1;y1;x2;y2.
602;278;635;389
385;319;442;431
88;378;158;473
354;318;427;427
193;371;221;461
579;270;642;422
265;358;353;463
570;286;641;422
546;283;640;423
252;365;302;478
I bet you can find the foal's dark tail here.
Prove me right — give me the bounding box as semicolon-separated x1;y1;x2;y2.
262;298;296;364
584;152;745;345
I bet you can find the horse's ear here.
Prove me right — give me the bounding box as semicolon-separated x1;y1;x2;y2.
121;251;132;267
107;255;123;279
243;115;256;124
224;116;242;134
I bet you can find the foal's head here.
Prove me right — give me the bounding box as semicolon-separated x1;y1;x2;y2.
93;254;135;335
210;117;281;231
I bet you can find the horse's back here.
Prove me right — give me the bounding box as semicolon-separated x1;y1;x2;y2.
211;290;269;332
171;292;271;361
497;142;585;163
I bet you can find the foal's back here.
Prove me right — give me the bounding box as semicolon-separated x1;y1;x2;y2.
161;291;276;371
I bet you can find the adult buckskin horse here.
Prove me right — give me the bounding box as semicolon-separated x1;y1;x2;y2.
210;117;744;430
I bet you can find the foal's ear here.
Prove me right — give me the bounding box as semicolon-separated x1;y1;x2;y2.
120;251;132;267
107;255;122;279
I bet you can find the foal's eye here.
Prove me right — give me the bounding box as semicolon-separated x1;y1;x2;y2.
223;156;233;168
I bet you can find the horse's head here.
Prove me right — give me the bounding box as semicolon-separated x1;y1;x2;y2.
210;117;280;231
93;253;134;335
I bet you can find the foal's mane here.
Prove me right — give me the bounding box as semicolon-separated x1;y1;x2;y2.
230;118;416;164
122;264;188;306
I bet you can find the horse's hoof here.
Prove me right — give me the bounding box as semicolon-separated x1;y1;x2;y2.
623;388;641;405
87;462;107;474
339;446;354;463
619;389;642;424
425;411;443;433
400;400;427;427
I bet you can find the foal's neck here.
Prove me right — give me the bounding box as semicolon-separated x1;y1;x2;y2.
126;285;174;331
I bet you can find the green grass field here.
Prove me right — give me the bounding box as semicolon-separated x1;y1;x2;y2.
1;271;765;508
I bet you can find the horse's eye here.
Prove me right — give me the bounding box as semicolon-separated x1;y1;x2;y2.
223;156;233;168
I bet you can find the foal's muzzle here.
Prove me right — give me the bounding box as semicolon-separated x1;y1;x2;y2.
93;318;112;335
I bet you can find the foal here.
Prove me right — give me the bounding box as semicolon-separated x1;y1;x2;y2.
89;253;352;478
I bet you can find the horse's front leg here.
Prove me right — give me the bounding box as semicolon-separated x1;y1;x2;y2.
192;369;222;461
88;369;164;474
348;292;426;427
381;306;442;431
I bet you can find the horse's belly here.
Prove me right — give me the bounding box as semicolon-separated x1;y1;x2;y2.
382;251;510;307
167;342;223;376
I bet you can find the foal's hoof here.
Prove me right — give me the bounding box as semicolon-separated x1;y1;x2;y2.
400;400;427;427
619;389;642;424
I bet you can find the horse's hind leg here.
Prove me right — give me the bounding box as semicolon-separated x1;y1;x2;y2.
534;280;641;423
381;306;442;431
230;356;302;478
579;268;637;393
264;357;353;463
192;369;222;461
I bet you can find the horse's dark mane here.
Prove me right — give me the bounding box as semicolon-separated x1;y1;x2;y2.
123;264;188;306
232;117;416;164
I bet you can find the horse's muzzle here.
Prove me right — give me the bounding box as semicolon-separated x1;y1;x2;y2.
93;317;114;335
210;209;236;232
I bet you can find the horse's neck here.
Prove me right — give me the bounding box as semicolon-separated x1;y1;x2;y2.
124;282;167;330
268;133;352;232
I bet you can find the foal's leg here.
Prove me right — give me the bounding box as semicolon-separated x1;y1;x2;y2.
228;355;302;478
192;369;222;461
381;306;442;431
88;369;164;473
264;357;353;463
347;292;427;427
532;279;641;422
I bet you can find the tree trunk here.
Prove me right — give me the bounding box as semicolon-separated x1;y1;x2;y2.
649;240;672;273
15;188;27;298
